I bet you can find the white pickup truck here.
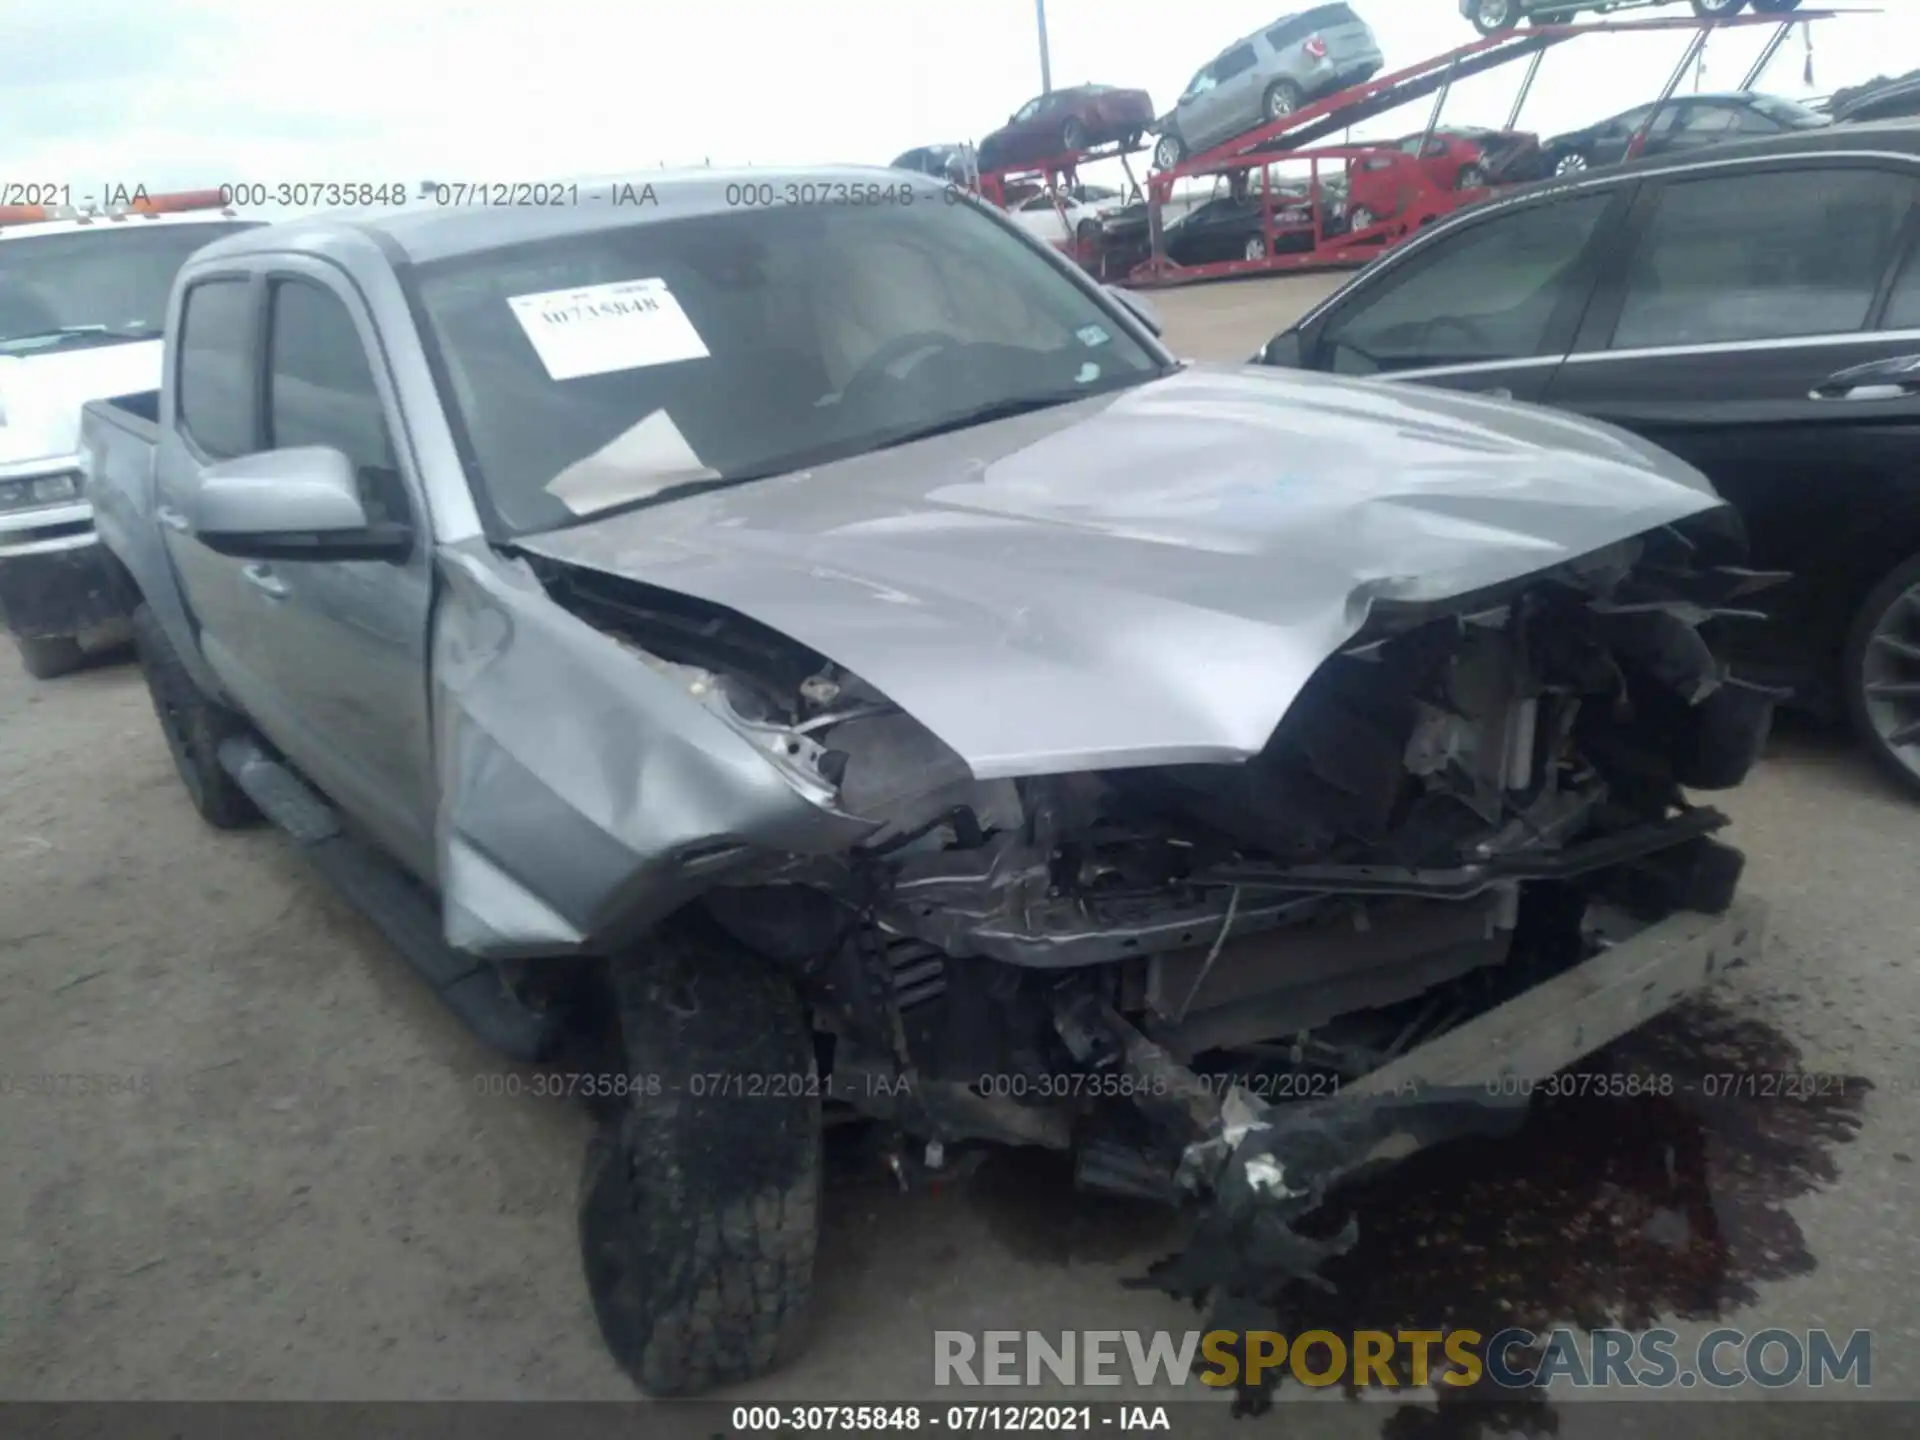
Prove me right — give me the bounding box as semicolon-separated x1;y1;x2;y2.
0;195;255;676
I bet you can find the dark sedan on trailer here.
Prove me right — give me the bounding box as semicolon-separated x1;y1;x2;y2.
889;144;978;184
1252;119;1920;793
1544;91;1829;177
976;84;1155;173
1159;174;1333;264
1464;0;1801;36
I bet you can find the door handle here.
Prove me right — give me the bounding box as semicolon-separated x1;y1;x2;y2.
155;505;190;533
1810;381;1920;402
241;563;290;600
1811;354;1920;401
1483;386;1515;401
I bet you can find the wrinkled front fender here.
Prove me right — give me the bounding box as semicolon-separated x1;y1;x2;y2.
430;544;877;958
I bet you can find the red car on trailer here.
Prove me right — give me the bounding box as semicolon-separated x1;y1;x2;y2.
976;85;1156;172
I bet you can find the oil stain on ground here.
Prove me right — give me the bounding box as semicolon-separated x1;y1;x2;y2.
959;997;1869;1435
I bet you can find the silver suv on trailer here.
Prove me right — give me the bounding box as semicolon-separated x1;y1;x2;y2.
1152;4;1385;170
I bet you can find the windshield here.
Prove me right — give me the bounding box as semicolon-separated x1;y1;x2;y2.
1748;94;1831;128
0;222;254;353
409;198;1165;535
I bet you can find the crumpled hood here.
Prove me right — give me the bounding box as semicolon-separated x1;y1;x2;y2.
0;341;161;470
520;363;1725;780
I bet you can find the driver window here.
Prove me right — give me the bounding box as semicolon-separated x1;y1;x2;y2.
1318;192;1612;375
1183;65;1217;100
1607;105;1651;137
1014;97;1045;122
1679;104;1741;138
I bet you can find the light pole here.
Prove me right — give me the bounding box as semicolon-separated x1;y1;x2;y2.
1035;0;1052;93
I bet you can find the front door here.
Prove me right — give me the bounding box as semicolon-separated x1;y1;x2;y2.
154;272;274;709
1297;183;1629;403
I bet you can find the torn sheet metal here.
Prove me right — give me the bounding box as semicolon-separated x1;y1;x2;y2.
429;540;876;957
520;362;1727;781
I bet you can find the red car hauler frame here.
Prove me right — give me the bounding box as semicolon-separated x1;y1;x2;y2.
979;6;1849;286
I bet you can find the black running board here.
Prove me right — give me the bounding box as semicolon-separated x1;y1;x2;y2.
218;736;564;1063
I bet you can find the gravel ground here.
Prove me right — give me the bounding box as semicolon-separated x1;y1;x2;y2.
2;274;1915;1433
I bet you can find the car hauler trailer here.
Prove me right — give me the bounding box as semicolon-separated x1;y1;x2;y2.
1127;7;1855;286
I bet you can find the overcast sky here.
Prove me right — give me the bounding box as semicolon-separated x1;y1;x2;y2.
7;0;1914;207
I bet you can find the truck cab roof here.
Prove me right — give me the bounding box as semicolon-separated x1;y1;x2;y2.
186;167;939;268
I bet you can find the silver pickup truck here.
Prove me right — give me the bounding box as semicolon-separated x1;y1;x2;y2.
85;168;1773;1396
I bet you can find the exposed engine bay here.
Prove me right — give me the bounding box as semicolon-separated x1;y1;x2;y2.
525;512;1780;1300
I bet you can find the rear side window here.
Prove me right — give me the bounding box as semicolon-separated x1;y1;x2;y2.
266;280;406;522
1884;247;1920;331
1317;192;1612;374
1215;45;1259;81
1269;5;1360;46
175;278;255;458
1610;168;1916;350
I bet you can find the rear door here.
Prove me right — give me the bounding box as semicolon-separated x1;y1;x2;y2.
1292;181;1631;402
154;271;272;707
1543;157;1920;686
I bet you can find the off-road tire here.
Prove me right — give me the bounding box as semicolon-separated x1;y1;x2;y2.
579;927;821;1396
131;603;259;828
14;634;86;679
1842;550;1920;800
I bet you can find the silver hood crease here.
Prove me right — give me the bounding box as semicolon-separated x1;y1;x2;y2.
435;363;1726;956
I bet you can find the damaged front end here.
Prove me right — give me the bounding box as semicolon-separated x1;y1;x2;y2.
473;508;1779;1307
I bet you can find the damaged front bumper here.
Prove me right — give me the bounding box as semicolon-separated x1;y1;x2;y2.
1054;898;1765;1304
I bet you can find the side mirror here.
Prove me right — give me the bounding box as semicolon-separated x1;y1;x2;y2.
1105;284;1164;337
192;446;411;562
1256;330;1305;368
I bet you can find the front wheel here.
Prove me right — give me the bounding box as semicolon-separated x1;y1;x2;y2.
14;634;85;679
1153;133;1186;170
580;927;822;1395
1471;0;1519;34
1348;204;1378;230
1456;163;1489;190
1243;234;1268;262
1553;149;1590;176
1842;551;1920;798
1691;0;1748;17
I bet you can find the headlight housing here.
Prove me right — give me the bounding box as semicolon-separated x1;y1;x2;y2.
0;470;83;512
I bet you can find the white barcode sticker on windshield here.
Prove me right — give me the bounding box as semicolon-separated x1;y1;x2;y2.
506;278;709;380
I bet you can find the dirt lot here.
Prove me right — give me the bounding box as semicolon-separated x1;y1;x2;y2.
3;274;1918;1429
